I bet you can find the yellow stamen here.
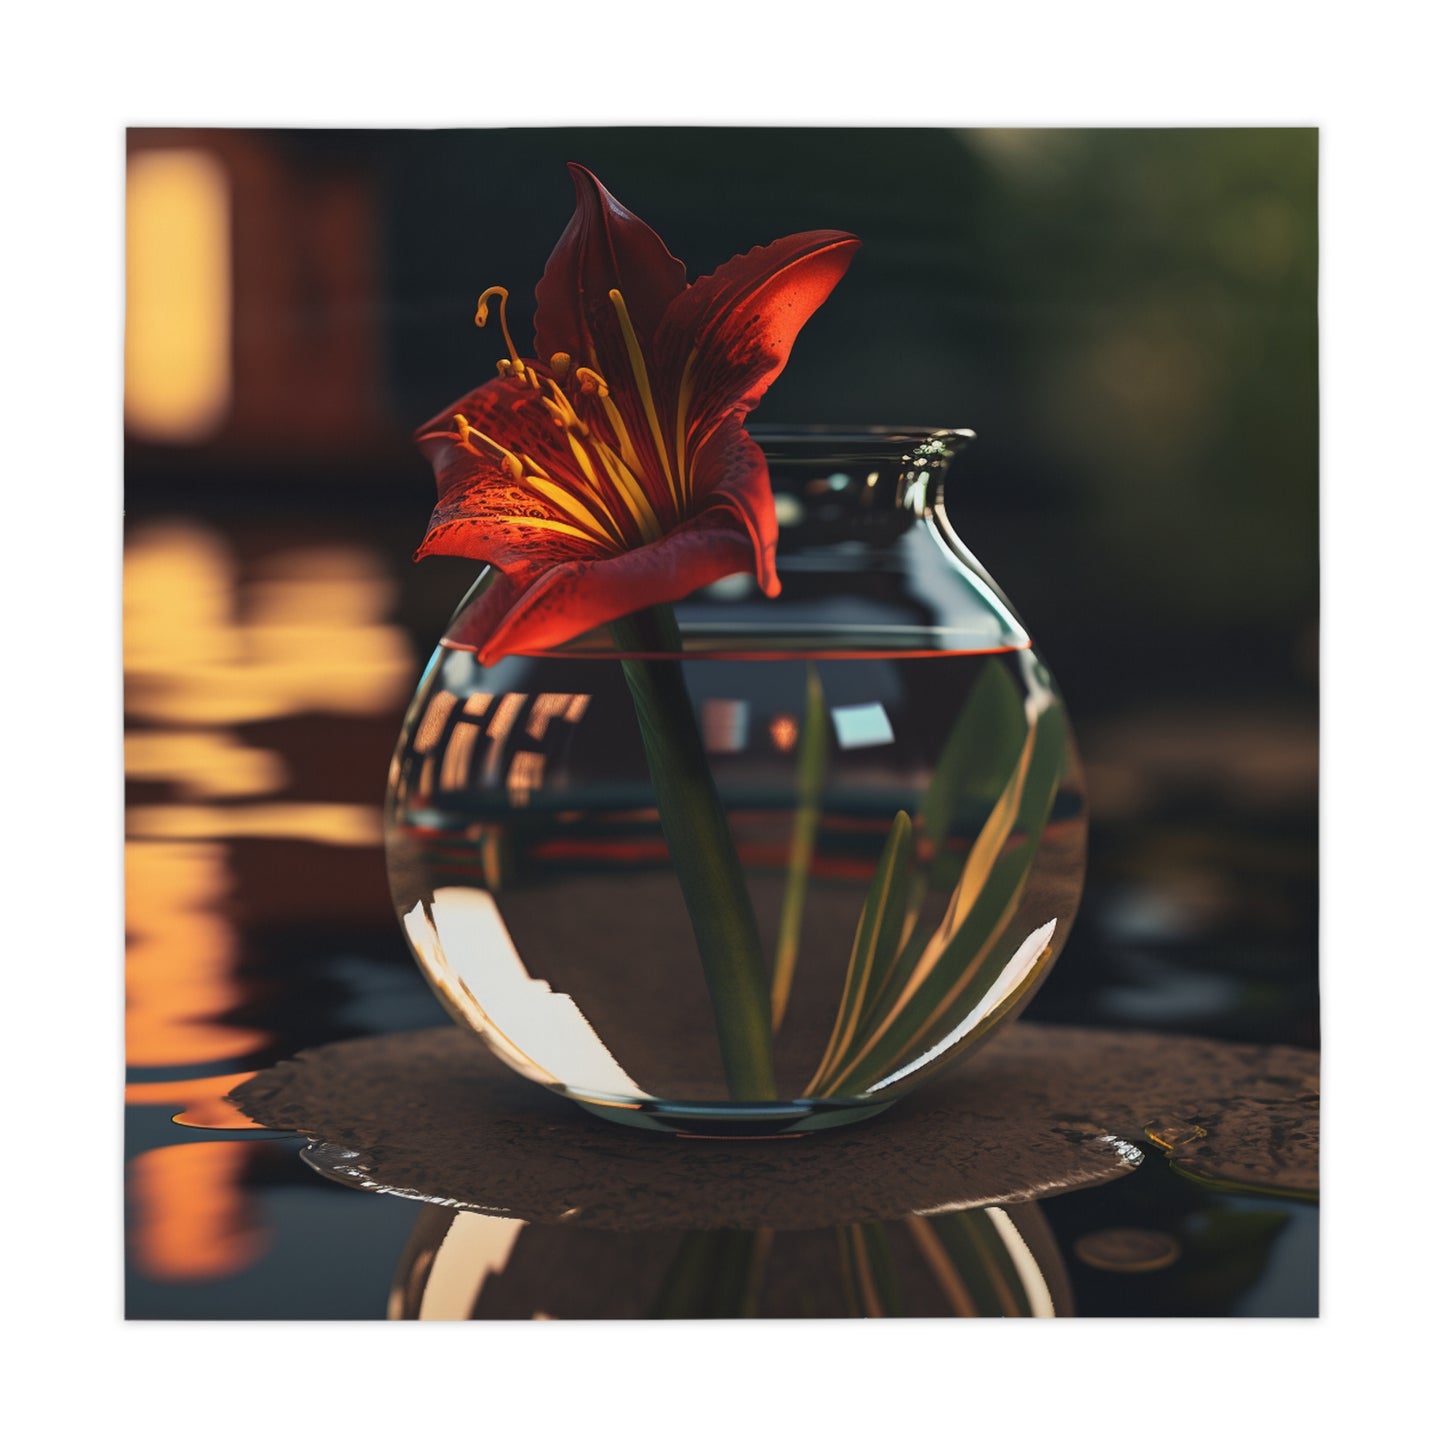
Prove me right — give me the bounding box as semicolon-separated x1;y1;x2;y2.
453;415;524;482
590;437;664;542
592;387;647;485
496;515;600;546
542;378;590;437
452;415;482;456
519;474;619;547
574;366;609;398
476;285;526;375
608;288;680;512
550;352;572;376
537;397;580;440
554;437;629;544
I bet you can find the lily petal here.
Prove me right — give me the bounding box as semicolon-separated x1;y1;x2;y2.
445;508;761;666
533;164;688;371
658;229;860;456
690;418;780;596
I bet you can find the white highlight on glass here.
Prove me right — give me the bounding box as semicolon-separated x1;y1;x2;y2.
404;890;650;1100
703;573;756;599
831;702;895;750
983;1206;1057;1318
865;918;1058;1094
419;1213;526;1321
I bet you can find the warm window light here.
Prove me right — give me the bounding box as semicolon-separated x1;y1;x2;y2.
769;713;800;752
125;148;232;442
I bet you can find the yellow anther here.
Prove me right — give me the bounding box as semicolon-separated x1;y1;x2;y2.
453;415;523;481
453;414;482;455
574;366;609;398
550;352;572;376
474;285;506;326
475;284;525;373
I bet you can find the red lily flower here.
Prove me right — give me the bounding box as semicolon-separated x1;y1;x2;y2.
414;164;859;665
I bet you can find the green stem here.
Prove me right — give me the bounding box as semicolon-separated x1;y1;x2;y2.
611;605;776;1100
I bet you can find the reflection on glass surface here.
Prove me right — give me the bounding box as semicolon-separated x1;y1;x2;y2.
387;1202;1073;1320
401;890;648;1098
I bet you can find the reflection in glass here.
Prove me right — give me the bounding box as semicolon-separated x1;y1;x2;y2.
387;1202;1072;1320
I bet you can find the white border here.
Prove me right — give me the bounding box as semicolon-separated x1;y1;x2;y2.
8;2;1439;1439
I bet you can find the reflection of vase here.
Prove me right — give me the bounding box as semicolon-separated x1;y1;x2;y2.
384;428;1086;1134
387;1201;1074;1320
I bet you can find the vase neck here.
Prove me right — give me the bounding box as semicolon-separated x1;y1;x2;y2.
754;426;972;539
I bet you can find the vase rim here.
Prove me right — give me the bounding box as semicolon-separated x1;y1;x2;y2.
749;424;975;446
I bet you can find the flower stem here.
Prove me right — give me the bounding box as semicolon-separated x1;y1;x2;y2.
611;605;777;1101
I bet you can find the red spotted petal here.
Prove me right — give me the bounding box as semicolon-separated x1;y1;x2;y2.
658;230;859;448
413;376;618;579
444;508;760;666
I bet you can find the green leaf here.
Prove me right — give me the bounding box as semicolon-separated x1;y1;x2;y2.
824;698;1068;1098
771;662;830;1032
916;657;1027;892
862;657;1029;1026
806;810;915;1094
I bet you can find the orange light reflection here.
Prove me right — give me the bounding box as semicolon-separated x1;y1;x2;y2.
507;751;547;806
124;729;287;798
125;840;267;1067
124;524;413;725
128;1142;269;1282
125;1071;260;1129
769;713;800;752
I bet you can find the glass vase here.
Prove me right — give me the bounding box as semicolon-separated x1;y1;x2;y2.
384;427;1086;1135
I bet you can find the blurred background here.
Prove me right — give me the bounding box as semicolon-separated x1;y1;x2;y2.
123;126;1317;1317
